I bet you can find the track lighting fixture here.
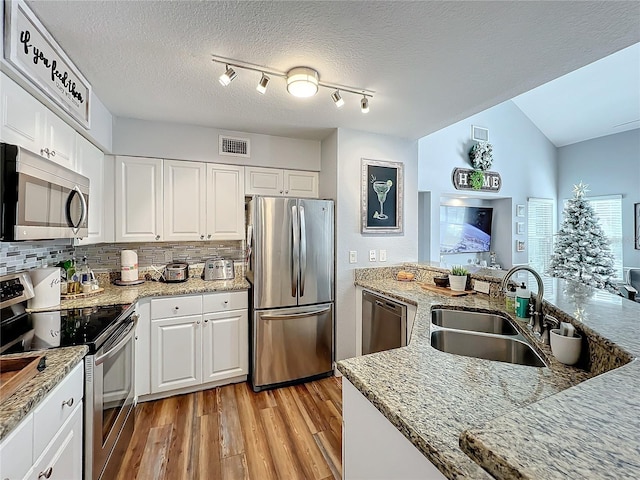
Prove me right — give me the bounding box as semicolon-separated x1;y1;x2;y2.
219;65;237;86
361;96;369;113
256;73;270;94
331;90;344;108
211;54;374;111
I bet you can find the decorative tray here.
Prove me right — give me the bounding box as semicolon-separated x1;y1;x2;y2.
0;355;46;403
61;287;105;299
418;283;477;297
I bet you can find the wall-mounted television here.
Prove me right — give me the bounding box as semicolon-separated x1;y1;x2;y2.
440;205;493;253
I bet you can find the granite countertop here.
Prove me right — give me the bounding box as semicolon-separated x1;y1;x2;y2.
338;268;640;479
0;345;88;442
30;275;250;311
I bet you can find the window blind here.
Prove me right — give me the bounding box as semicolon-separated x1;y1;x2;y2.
527;198;554;276
586;195;623;281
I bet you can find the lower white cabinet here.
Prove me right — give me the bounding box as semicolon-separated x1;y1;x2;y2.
135;299;151;398
0;362;84;480
144;291;248;398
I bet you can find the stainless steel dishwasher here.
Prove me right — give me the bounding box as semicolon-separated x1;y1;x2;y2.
362;291;407;354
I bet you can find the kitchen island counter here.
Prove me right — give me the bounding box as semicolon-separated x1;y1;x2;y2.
338;267;640;479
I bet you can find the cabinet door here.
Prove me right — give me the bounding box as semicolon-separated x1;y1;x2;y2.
115;156;164;242
0;414;33;480
30;404;83;480
0;74;43;154
43;110;76;170
164;160;206;241
244;166;284;196
74;136;105;244
202;309;248;383
135;299;151;398
284;170;319;198
206;164;245;240
151;314;202;393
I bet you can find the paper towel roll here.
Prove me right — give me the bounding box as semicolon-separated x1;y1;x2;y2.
27;267;61;309
121;250;139;282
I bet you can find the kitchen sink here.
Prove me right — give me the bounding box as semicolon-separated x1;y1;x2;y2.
430;330;546;367
431;309;518;335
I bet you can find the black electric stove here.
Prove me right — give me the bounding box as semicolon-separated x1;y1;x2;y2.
0;272;134;355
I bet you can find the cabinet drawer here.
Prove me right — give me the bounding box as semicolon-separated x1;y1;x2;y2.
203;291;247;313
33;362;83;461
151;295;202;319
0;413;34;480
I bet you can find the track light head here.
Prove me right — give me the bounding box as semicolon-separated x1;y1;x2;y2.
219;65;237;86
331;90;345;108
256;73;270;94
286;67;319;98
361;96;369;113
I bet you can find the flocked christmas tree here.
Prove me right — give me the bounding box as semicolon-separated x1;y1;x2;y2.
548;182;616;291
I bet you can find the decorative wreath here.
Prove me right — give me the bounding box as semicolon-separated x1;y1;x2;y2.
469;141;493;171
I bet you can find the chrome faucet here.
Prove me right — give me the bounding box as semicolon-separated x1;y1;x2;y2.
500;265;547;340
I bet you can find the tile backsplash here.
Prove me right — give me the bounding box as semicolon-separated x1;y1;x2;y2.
1;240;245;275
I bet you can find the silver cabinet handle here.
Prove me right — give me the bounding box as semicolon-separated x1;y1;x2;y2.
39;467;53;479
207;234;212;239
280;190;283;194
196;320;201;325
155;235;161;240
174;306;179;310
204;319;209;323
62;397;74;408
200;235;204;240
50;150;56;157
285;190;289;194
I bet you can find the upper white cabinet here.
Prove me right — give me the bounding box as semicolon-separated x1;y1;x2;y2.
206;164;245;240
245;166;318;198
1;74;76;170
75;136;105;244
115;156;164;242
163;160;207;241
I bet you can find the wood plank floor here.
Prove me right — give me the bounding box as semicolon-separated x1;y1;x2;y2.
116;376;342;480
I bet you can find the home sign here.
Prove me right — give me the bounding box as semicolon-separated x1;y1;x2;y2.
4;0;91;127
452;168;502;192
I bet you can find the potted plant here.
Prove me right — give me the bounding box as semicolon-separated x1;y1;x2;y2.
449;265;468;292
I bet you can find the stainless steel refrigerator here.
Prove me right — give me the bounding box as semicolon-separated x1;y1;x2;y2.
247;196;334;391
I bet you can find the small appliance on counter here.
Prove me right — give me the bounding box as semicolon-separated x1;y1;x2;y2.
202;258;235;281
114;250;144;286
164;262;189;282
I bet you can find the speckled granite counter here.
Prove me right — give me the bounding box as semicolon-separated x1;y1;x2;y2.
338;265;640;479
0;345;87;442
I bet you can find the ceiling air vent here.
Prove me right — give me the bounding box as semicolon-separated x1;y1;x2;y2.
219;135;250;157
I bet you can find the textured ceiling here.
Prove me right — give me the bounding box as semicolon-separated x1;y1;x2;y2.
25;1;640;141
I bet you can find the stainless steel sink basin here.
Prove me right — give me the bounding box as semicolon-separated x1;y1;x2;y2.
431;309;518;335
430;330;546;367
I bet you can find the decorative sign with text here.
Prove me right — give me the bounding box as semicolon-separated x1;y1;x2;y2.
4;0;91;127
452;168;502;192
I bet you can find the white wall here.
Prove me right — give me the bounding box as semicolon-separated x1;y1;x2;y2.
558;129;640;269
418;100;557;268
113;117;321;170
334;128;418;361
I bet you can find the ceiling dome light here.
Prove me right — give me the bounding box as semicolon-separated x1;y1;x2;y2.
256;73;270;94
331;90;345;108
286;67;319;98
361;96;369;113
219;65;237;86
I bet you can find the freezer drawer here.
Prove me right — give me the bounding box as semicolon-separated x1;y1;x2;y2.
362;291;407;355
252;303;333;390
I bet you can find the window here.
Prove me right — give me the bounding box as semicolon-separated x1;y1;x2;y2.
586;195;623;281
527;198;554;275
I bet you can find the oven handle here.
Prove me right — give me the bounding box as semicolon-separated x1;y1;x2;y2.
95;314;138;366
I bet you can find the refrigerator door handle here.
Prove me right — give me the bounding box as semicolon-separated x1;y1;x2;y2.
260;306;331;320
291;204;300;298
299;205;307;297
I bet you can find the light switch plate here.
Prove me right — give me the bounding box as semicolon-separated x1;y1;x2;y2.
349;251;357;264
379;249;387;262
474;280;491;294
369;250;377;262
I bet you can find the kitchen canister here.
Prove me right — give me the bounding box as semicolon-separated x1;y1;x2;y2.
121;250;139;282
27;267;61;309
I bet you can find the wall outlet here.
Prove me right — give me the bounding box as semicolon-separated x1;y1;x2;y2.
379;249;387;262
349;251;357;264
369;249;377;262
474;280;491;294
164;251;173;263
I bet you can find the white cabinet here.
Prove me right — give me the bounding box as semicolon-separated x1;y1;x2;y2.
135;299;151;398
206;164;245;240
163;160;207;241
245;166;318;198
145;291;248;398
0;362;84;480
115;156;164;242
74;136;105;244
0;74;75;170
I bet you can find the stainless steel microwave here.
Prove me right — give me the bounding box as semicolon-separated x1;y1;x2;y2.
1;143;89;241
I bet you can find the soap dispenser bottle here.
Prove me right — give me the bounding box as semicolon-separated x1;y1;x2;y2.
515;282;530;320
505;285;517;312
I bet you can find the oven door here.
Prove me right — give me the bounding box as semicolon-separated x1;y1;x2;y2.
85;315;137;480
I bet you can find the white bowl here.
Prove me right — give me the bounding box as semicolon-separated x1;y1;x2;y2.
550;328;582;365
